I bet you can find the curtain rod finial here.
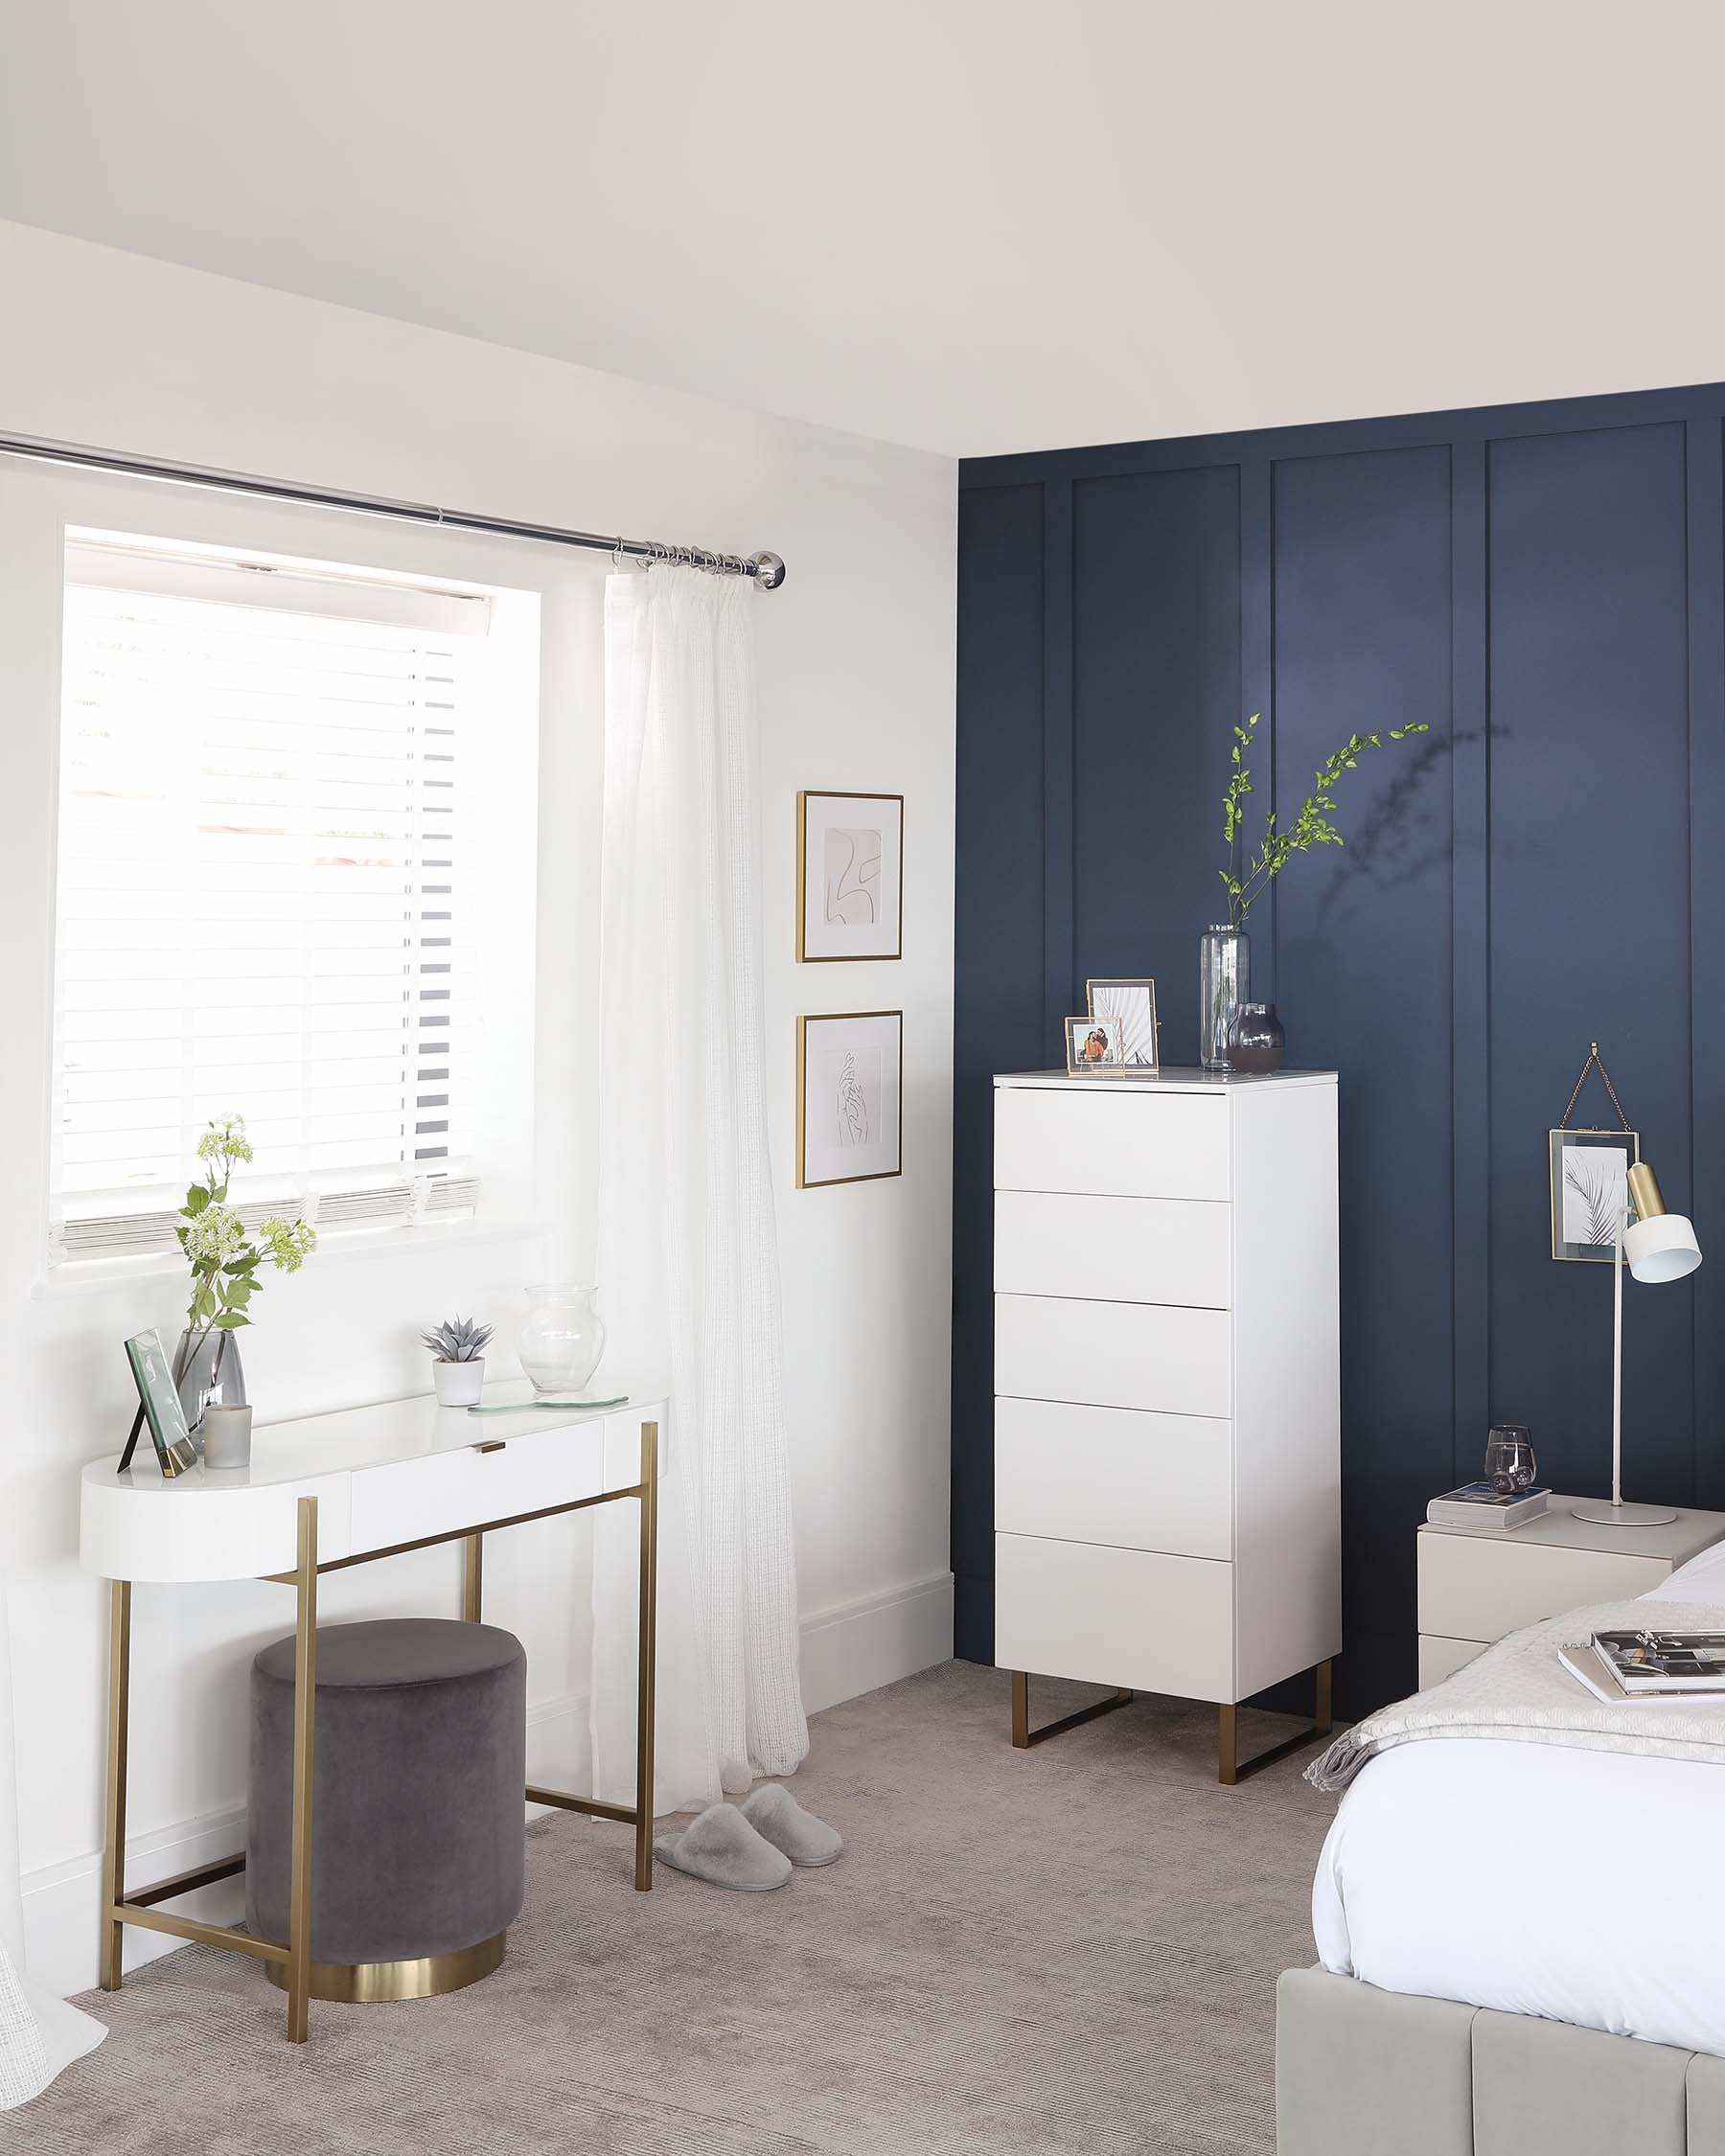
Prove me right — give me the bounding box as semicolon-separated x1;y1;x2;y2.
748;551;787;591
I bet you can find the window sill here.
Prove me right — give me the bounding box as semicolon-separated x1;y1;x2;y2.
30;1216;553;1300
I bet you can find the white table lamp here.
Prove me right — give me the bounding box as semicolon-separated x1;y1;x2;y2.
1572;1159;1701;1527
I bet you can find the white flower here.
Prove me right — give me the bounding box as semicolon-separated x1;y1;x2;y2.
185;1204;246;1268
196;1114;253;1166
260;1217;317;1273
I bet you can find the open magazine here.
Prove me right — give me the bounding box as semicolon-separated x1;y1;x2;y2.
1561;1629;1725;1702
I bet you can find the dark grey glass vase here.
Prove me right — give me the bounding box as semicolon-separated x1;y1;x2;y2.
173;1326;246;1447
1225;1002;1285;1075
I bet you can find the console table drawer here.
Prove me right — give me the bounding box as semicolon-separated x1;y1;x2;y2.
994;1191;1230;1308
995;1293;1230;1418
349;1424;606;1554
995;1086;1229;1202
995;1532;1234;1701
995;1398;1232;1559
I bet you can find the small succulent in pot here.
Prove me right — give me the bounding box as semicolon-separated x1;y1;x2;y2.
421;1316;494;1408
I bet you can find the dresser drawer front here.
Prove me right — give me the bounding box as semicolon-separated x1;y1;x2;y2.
994;1398;1232;1560
995;1532;1234;1701
994;1191;1230;1308
995;1294;1230;1418
1416;1533;1670;1644
995;1087;1229;1202
349;1420;606;1554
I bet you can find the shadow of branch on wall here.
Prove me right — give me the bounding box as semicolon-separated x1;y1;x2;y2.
1307;723;1506;924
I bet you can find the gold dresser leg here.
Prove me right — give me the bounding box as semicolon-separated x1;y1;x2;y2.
99;1579;131;1991
633;1421;659;1892
1010;1670;1133;1749
463;1530;484;1623
1218;1660;1334;1786
286;1496;318;2043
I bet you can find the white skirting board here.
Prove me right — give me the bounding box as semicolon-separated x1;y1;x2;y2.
797;1569;954;1718
24;1572;954;1998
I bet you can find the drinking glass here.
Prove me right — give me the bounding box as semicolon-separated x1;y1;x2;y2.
1484;1424;1537;1495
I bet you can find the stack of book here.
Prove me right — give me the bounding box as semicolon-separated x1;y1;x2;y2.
1426;1481;1551;1531
1561;1629;1725;1703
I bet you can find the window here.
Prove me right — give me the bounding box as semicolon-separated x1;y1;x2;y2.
49;530;536;1267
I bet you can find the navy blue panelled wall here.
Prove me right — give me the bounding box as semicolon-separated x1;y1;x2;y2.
954;381;1725;1718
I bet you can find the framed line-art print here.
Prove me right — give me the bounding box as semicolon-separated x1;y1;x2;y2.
1550;1126;1641;1262
796;791;904;962
796;1010;903;1187
1085;977;1159;1070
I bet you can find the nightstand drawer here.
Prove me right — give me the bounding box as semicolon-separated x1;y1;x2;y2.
994;1191;1230;1308
1416;1532;1670;1645
995;1294;1230;1418
1417;1634;1487;1687
994;1087;1229;1202
994;1398;1231;1559
995;1531;1234;1701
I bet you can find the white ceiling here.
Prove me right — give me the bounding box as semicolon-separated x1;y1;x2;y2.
4;2;1723;460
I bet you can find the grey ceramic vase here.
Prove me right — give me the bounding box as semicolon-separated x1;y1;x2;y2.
1225;1002;1285;1075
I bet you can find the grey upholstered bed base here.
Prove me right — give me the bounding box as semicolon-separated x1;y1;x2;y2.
1277;1968;1725;2155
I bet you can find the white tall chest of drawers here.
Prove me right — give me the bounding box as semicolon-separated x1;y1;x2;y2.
992;1067;1341;1781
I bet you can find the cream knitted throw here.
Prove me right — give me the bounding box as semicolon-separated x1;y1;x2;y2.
1307;1597;1725;1793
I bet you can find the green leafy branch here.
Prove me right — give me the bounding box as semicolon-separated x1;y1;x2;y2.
1219;712;1429;928
173;1116;316;1370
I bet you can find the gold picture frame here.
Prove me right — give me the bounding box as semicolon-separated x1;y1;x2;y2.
1085;976;1160;1071
796;1010;903;1187
796;791;904;962
1550;1125;1641;1263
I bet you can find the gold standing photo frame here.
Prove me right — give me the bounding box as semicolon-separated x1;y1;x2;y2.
1085;977;1160;1070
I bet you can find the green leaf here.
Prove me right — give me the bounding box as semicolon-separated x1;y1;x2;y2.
184;1185;210;1215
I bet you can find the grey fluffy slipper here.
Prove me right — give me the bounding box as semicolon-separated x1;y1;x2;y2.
655;1802;793;1891
741;1784;844;1868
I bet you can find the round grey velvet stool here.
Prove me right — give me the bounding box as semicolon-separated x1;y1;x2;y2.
246;1617;526;2003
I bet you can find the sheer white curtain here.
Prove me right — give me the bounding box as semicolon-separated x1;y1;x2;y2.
0;1573;105;2108
588;565;809;1813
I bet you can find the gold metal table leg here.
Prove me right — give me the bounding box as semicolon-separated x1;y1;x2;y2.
634;1420;659;1892
463;1529;484;1623
286;1496;318;2042
1218;1659;1334;1786
99;1579;131;1991
1009;1669;1134;1749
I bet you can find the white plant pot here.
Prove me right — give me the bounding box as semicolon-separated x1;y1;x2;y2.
433;1358;485;1407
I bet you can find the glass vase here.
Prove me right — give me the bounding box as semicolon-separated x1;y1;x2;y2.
1225;1001;1285;1075
172;1325;245;1451
1200;925;1250;1071
518;1285;607;1397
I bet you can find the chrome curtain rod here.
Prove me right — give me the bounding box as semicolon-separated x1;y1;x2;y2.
0;430;788;588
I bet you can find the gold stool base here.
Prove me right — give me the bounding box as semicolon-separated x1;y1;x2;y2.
264;1928;506;2004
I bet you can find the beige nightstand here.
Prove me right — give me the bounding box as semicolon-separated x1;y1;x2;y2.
1416;1497;1725;1687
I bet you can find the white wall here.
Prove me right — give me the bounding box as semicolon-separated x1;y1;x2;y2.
0;219;956;1995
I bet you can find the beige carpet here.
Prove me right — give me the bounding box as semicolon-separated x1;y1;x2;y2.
5;1662;1338;2155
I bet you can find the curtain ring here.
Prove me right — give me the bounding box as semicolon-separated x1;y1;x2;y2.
612;535;627;568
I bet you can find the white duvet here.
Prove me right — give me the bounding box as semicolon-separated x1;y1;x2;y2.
1313;1537;1725;2056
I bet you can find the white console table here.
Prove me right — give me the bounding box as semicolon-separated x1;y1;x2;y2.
80;1382;666;2044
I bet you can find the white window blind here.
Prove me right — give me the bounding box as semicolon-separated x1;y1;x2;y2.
50;535;495;1265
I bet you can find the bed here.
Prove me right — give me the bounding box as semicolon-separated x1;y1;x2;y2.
1278;1537;1725;2155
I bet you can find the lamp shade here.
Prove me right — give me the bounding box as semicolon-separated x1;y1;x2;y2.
1625;1210;1702;1283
